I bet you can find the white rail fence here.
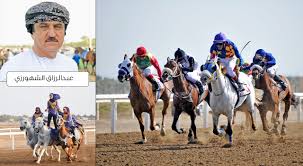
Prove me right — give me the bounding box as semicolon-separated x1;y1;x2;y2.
0;126;95;150
96;94;209;133
96;93;303;134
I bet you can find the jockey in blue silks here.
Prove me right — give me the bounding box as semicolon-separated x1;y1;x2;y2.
174;48;204;95
46;93;61;129
209;32;245;95
31;107;43;127
248;49;287;90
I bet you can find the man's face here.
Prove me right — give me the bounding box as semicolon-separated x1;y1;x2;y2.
31;21;65;57
216;42;224;50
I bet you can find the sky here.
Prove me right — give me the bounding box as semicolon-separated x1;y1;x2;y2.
96;0;303;77
0;0;95;45
0;82;96;116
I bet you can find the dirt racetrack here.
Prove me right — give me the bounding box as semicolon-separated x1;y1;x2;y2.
0;144;95;166
96;122;303;166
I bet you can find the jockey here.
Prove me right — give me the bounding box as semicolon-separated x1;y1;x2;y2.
62;107;81;143
133;46;163;92
174;48;204;95
210;32;245;94
250;49;287;90
31;107;43;127
46;93;61;129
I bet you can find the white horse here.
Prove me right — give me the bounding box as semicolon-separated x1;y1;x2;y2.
200;58;256;147
19;118;52;157
33;117;61;164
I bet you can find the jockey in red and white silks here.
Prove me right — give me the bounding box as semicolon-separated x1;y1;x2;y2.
133;46;163;91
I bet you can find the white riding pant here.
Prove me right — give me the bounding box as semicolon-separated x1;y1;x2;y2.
184;69;201;84
266;65;278;77
142;66;162;88
219;56;237;78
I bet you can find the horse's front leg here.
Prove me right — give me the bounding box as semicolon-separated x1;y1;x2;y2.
33;143;39;158
160;93;169;136
134;111;146;144
149;107;157;131
222;114;233;148
212;113;220;136
171;106;185;134
281;101;291;135
188;108;198;144
53;145;61;162
36;146;46;164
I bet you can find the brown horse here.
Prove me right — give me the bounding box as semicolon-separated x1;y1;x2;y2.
117;54;171;144
163;57;205;143
251;64;297;135
57;117;75;162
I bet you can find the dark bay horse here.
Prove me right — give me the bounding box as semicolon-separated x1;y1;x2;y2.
163;57;204;143
118;54;171;144
251;64;298;135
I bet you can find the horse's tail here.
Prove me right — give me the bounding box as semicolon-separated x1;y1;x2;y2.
290;93;299;108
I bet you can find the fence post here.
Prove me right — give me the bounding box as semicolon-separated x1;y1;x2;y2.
9;128;12;138
132;109;135;119
111;99;117;133
12;135;15;150
144;112;150;131
298;97;302;122
202;101;209;128
84;130;88;145
96;103;100;120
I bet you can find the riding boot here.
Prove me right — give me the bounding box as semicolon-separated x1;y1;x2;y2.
195;81;204;95
147;77;161;92
274;75;287;91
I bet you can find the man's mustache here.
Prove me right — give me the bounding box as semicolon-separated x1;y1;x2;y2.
46;37;58;42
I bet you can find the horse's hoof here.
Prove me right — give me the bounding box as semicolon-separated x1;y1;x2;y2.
180;128;186;134
188;139;199;144
135;138;147;144
222;143;232;148
160;128;166;136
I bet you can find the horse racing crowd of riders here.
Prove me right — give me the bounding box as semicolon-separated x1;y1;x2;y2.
131;32;288;97
31;93;83;145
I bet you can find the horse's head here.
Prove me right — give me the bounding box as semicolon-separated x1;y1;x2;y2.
56;115;65;129
162;57;182;79
19;118;30;131
200;59;218;84
34;117;44;133
117;54;133;82
251;64;264;80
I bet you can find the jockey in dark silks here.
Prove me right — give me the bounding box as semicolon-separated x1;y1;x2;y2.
31;107;43;127
246;49;288;90
46;93;61;129
174;48;204;95
63;106;82;143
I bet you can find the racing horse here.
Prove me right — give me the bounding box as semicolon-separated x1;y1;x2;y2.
19;118;52;157
33;117;61;164
162;57;207;143
251;64;298;135
57;116;84;161
117;54;171;144
200;58;256;147
75;47;95;75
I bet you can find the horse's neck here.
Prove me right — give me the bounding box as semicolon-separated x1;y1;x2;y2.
258;73;274;92
59;125;69;138
210;72;226;94
130;65;152;100
172;74;188;93
26;126;33;135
